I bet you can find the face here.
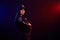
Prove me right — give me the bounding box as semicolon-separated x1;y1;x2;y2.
20;9;25;16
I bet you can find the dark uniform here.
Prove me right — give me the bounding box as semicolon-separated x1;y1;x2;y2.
16;16;32;40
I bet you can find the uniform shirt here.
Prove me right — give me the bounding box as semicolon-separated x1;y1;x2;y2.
16;16;30;33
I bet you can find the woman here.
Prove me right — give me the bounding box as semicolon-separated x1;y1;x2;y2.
15;5;32;40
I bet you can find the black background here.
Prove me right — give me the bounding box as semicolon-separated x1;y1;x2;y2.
0;0;60;40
